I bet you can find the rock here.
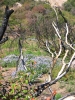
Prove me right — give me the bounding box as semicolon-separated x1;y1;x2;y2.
14;2;22;7
11;2;22;10
64;96;75;100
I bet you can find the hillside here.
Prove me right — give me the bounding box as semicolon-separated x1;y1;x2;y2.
49;0;67;7
40;0;67;7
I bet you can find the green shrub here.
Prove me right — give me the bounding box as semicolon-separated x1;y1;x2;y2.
1;61;16;68
55;93;62;100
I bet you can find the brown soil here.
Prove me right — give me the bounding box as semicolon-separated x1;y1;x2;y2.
2;68;16;80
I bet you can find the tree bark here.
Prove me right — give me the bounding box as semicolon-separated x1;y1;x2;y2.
0;6;14;41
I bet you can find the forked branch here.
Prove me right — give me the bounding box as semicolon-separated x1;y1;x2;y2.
33;8;75;97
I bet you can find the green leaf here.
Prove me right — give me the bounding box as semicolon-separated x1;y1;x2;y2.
25;80;28;84
23;90;28;94
55;93;62;100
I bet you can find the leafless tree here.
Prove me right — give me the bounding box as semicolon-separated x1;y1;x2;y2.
16;39;27;72
32;7;75;99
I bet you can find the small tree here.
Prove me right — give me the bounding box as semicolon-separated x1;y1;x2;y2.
32;7;75;98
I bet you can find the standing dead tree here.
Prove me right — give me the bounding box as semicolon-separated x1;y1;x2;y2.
0;6;14;44
16;39;27;72
32;7;75;99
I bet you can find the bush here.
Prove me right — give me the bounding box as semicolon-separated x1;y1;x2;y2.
55;93;62;100
2;0;34;6
63;0;75;15
64;2;72;11
3;0;21;6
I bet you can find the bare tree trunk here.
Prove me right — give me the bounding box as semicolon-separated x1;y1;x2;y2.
0;6;14;42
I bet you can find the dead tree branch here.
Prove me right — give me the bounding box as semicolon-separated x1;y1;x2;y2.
0;6;14;42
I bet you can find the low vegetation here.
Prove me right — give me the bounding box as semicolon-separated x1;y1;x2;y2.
0;0;75;100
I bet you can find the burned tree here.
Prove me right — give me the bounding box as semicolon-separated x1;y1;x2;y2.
0;6;14;43
16;39;27;72
30;7;75;99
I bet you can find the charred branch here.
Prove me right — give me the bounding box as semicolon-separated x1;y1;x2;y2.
0;6;14;42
